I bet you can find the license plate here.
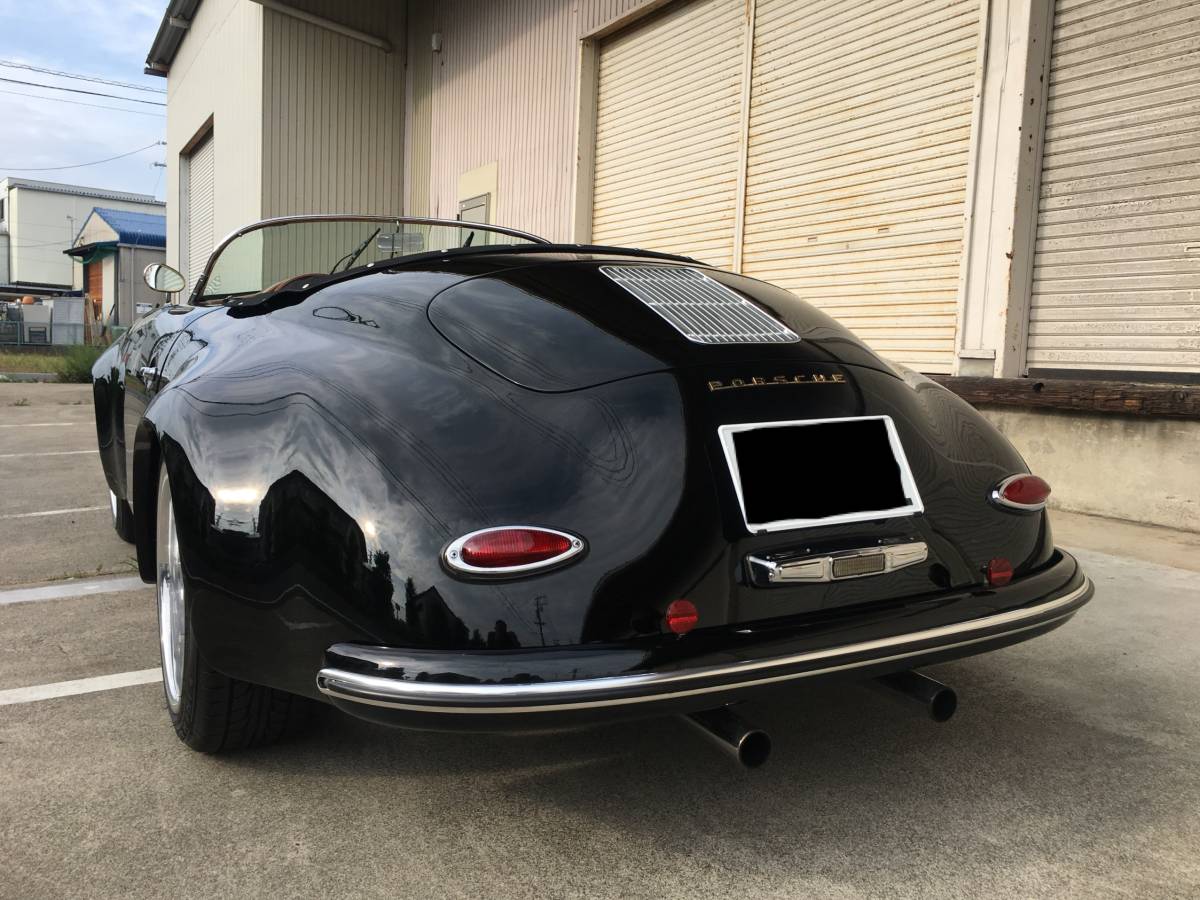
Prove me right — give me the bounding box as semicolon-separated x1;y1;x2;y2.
718;416;924;533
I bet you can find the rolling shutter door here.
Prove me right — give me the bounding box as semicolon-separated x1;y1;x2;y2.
740;0;983;373
1028;0;1200;376
592;0;746;269
184;132;216;291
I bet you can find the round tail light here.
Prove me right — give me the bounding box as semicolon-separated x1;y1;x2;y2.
665;599;699;635
444;527;584;577
992;474;1051;510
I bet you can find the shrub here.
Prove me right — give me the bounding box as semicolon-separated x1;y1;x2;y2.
58;344;103;383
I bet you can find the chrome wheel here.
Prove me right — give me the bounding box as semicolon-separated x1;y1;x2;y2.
109;489;118;523
156;469;185;714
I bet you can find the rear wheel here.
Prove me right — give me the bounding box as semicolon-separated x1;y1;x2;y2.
110;490;135;543
155;463;311;752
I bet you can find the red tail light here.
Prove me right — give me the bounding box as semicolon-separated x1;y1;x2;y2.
444;527;584;576
992;474;1051;510
986;557;1013;587
665;599;699;635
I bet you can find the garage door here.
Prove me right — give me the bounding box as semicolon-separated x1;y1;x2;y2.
591;0;747;269
740;0;983;373
1028;0;1200;376
184;131;216;292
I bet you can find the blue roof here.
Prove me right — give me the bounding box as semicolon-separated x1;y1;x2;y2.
92;207;166;247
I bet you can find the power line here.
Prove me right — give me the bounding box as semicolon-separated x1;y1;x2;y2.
0;76;165;107
0;60;166;94
0;87;165;118
2;141;165;172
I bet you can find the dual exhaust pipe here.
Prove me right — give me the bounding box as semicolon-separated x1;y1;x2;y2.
684;669;957;768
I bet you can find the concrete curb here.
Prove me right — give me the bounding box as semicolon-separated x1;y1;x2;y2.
0;372;62;383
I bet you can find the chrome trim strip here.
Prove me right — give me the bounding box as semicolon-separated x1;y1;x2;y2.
443;526;586;577
747;541;928;585
316;578;1091;714
990;473;1050;511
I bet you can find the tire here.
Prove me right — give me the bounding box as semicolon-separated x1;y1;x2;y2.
110;490;135;543
155;463;311;752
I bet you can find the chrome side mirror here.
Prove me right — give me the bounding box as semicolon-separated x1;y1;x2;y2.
143;263;187;295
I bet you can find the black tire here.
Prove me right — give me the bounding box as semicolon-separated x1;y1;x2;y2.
155;463;312;753
110;490;135;543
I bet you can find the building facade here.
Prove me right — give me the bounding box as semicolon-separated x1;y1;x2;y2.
65;208;167;330
0;178;164;295
147;0;1200;529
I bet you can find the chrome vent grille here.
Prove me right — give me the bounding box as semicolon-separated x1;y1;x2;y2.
600;265;800;345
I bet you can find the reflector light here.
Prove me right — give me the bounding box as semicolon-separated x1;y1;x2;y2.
665;599;699;635
987;557;1013;587
992;474;1051;510
444;526;585;577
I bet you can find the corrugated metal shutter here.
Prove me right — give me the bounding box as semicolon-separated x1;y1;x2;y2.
184;132;216;290
740;0;983;373
591;0;746;269
1028;0;1200;376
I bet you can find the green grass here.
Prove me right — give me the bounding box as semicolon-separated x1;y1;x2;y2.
0;345;103;381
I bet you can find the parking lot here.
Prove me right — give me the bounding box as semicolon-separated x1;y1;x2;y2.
1;382;1198;900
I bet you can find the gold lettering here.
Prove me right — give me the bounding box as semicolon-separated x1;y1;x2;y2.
707;380;723;391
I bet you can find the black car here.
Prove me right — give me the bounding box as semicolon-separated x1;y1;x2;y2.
92;215;1091;766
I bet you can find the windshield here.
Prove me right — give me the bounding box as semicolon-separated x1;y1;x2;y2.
197;217;544;300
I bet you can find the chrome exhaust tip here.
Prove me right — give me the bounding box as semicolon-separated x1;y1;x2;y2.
874;670;957;722
684;705;772;768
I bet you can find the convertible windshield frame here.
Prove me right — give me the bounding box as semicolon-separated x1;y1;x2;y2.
190;214;550;303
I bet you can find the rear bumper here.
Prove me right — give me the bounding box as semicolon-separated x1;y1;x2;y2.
316;551;1092;730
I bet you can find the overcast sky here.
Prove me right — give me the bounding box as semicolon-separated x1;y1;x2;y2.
0;0;167;199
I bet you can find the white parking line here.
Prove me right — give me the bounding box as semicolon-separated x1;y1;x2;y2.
0;422;88;428
0;669;161;706
0;449;98;459
0;505;106;520
0;574;148;607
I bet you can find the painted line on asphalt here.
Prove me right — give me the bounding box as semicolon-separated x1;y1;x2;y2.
0;422;88;428
0;449;98;459
0;668;161;707
0;574;148;607
0;505;106;521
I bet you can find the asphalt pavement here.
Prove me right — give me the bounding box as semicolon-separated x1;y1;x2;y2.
1;382;1197;900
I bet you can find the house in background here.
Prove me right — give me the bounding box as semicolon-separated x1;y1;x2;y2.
64;208;168;330
144;0;1200;531
0;178;164;300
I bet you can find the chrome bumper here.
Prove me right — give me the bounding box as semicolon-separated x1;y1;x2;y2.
316;577;1092;717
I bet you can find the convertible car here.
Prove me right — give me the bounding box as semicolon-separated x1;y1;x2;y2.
92;215;1091;767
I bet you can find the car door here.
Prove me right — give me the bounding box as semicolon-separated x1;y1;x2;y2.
120;306;200;495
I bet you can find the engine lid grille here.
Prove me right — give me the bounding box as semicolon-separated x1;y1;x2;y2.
600;265;800;345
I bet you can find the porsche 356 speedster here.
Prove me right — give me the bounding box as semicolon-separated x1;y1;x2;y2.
91;215;1091;766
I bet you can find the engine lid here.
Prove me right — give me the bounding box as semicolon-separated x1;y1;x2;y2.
428;260;897;393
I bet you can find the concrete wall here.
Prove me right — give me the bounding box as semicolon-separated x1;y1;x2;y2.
165;0;265;271
979;406;1200;533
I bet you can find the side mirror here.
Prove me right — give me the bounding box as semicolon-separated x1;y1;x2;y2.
143;263;187;295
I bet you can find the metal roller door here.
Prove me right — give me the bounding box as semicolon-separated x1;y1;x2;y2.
740;0;984;373
591;0;747;269
1028;0;1200;377
184;132;216;291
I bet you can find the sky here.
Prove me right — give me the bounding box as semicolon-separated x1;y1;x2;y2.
0;0;167;199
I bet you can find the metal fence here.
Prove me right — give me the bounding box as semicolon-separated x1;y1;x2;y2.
0;299;86;347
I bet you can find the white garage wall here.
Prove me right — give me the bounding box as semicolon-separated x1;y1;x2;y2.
260;0;406;218
165;0;264;275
